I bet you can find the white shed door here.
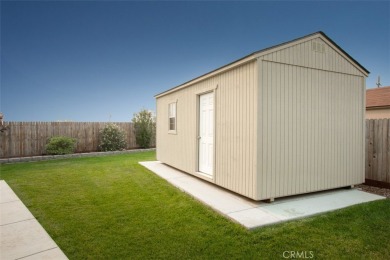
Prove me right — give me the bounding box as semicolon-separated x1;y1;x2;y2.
198;92;214;176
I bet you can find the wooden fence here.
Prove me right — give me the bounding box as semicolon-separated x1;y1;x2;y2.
0;122;154;158
365;118;390;187
1;120;389;187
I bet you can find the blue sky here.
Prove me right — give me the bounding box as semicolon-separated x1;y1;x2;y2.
1;1;389;122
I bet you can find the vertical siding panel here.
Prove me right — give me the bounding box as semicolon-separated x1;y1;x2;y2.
245;60;254;197
238;67;244;194
227;70;231;190
227;70;232;189
233;69;238;192
231;68;236;190
296;65;301;192
245;65;249;196
261;61;267;198
243;66;247;195
236;67;242;193
317;70;322;190
278;62;283;196
349;75;354;185
324;71;330;188
285;63;290;195
264;61;270;198
346;74;350;185
247;63;252;197
331;75;337;188
329;75;334;187
242;66;247;195
221;75;225;185
344;74;348;185
260;62;265;198
318;70;322;189
279;63;285;196
305;66;311;192
295;65;301;194
332;74;338;187
289;64;295;196
274;62;279;196
303;65;309;192
344;73;352;185
343;74;347;185
271;62;277;198
311;69;316;191
241;67;246;195
252;62;256;197
267;62;273;199
251;62;255;197
337;73;342;186
281;63;288;196
300;66;305;192
257;59;262;199
307;65;312;191
310;69;315;191
252;62;257;197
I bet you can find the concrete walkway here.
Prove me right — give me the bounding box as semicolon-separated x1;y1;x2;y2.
140;161;386;229
0;181;68;260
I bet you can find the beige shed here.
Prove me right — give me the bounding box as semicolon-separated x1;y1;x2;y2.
155;31;369;201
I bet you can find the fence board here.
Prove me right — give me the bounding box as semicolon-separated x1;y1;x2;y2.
365;118;390;186
0;122;154;158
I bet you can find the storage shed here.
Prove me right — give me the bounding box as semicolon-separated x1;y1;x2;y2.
155;31;369;201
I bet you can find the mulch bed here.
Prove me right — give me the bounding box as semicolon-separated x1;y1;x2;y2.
357;184;390;199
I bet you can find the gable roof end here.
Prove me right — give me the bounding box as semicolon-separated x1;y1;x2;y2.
155;31;369;98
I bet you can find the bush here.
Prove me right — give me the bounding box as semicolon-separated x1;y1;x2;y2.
46;136;77;155
98;123;127;151
132;109;156;148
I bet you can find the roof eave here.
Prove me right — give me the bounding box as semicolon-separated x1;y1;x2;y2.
154;53;258;98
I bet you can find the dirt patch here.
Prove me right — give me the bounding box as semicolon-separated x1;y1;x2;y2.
357;184;390;199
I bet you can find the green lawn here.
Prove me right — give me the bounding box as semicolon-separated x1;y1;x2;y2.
1;151;389;259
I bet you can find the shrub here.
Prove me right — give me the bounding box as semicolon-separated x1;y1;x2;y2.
132;109;156;148
46;136;77;155
98;123;127;151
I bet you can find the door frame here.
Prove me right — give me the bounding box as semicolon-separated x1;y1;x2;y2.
196;90;216;179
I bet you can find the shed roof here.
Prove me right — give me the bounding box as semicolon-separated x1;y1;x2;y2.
156;31;369;98
366;86;390;108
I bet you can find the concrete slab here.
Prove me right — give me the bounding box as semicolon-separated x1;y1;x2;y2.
0;181;19;203
0;180;68;260
21;248;68;260
228;208;281;228
259;189;385;220
1;219;59;260
168;175;258;214
140;161;386;229
0;200;34;225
